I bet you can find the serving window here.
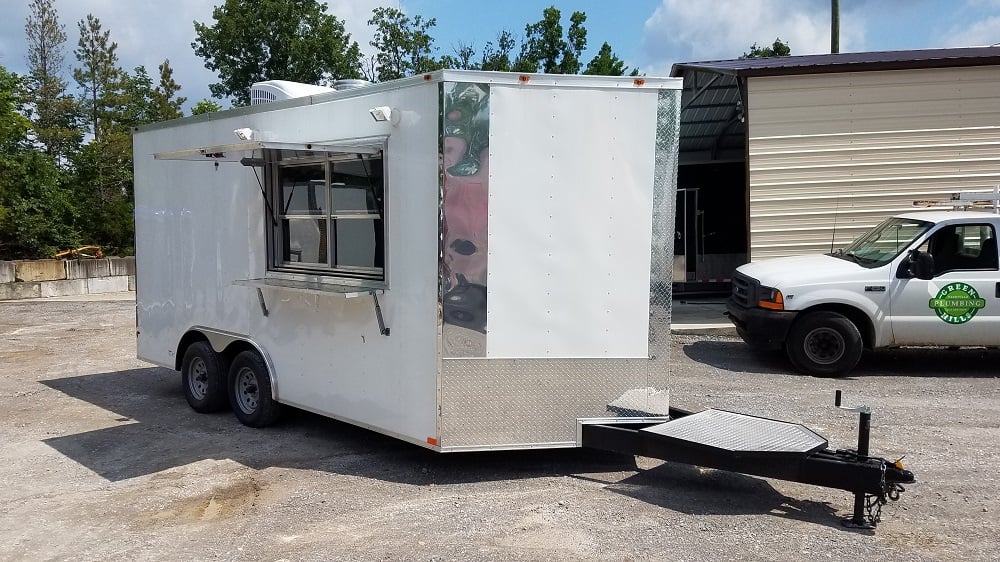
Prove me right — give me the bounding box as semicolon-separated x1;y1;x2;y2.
265;147;385;285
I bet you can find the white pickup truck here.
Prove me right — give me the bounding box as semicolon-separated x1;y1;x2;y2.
726;208;999;376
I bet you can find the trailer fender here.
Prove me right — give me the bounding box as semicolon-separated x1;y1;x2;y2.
182;327;280;401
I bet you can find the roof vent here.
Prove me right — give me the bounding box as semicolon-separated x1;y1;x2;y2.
249;80;337;105
333;79;373;91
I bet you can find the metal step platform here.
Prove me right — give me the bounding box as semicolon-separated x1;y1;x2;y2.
642;409;828;459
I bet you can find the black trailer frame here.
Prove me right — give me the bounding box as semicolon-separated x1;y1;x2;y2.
582;393;914;528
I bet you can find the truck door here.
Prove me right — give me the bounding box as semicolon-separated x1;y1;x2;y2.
890;223;999;346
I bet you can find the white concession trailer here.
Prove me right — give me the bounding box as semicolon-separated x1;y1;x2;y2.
134;71;679;451
134;70;916;527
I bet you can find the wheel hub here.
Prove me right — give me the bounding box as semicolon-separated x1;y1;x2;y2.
804;327;845;365
235;368;259;414
189;357;208;400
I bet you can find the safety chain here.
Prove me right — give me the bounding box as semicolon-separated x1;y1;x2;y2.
864;461;906;526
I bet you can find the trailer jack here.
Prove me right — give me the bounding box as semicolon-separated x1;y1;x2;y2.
581;392;914;529
834;390;909;528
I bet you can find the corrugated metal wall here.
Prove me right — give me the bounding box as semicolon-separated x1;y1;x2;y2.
747;65;1000;259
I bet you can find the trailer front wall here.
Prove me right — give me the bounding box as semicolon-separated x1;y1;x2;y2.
748;65;1000;259
438;83;680;449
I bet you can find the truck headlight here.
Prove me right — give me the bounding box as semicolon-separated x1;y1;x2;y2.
758;286;785;310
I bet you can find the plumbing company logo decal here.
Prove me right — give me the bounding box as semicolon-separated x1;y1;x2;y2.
928;283;986;324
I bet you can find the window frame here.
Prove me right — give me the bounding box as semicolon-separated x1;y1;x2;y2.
263;145;387;289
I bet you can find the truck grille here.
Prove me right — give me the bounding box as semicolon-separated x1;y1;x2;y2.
730;271;758;308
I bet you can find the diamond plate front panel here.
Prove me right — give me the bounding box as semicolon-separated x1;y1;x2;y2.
439;358;668;448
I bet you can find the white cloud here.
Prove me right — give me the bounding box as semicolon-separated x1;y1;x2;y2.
942;15;1000;47
639;0;867;74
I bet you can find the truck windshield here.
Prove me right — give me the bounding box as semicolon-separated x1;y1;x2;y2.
835;217;933;267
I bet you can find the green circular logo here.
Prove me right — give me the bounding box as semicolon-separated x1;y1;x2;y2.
928;283;986;324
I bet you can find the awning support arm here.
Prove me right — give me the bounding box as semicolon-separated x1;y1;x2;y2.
372;292;390;336
250;164;278;227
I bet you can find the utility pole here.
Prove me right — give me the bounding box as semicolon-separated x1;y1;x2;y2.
832;0;840;53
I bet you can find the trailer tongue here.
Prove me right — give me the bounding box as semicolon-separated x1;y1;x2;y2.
582;392;914;528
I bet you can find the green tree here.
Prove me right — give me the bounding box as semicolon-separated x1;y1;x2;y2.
742;38;791;59
515;6;587;74
480;31;517;72
367;6;440;81
193;0;362;105
23;0;82;160
118;66;157;128
152;59;186;121
583;42;631;76
439;42;477;70
190;98;222;115
0;66;80;258
70;17;143;255
72;14;121;142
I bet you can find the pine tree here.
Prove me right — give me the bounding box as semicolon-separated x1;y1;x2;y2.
72;14;121;142
24;0;81;160
153;59;186;121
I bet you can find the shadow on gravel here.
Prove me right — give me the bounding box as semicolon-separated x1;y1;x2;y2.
40;368;636;484
603;461;850;531
682;340;1000;378
681;340;788;374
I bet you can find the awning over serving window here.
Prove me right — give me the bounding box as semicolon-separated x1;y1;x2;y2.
153;138;386;162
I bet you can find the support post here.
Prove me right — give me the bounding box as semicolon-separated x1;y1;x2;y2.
849;410;872;526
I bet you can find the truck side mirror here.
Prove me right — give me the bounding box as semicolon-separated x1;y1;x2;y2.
897;250;934;280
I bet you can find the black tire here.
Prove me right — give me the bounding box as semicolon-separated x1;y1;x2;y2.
786;311;863;377
180;341;229;413
228;350;282;427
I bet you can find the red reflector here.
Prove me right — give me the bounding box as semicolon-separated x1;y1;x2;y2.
427;437;438;446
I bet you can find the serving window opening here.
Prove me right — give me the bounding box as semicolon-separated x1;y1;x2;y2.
265;148;385;284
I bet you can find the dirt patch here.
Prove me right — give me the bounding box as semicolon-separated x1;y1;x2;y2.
135;477;264;528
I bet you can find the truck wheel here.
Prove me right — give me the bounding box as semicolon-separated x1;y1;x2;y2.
228;350;282;427
181;341;229;413
786;311;863;377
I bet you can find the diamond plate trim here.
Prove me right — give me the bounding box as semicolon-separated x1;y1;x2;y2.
440;358;668;448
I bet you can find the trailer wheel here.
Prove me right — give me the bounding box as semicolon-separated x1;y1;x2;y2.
228;350;282;427
786;311;862;377
180;341;229;413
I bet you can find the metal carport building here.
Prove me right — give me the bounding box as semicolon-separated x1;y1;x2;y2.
669;46;1000;288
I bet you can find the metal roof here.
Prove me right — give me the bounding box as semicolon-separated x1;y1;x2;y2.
672;47;1000;162
670;46;1000;78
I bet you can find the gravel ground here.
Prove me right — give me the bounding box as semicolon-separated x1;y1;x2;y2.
0;298;997;561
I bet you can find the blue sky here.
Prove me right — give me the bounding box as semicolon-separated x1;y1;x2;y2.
1;0;998;112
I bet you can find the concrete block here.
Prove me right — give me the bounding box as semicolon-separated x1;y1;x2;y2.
87;276;130;294
128;275;135;291
14;260;66;282
0;282;41;300
0;261;13;284
39;279;88;298
65;259;111;280
108;256;136;277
